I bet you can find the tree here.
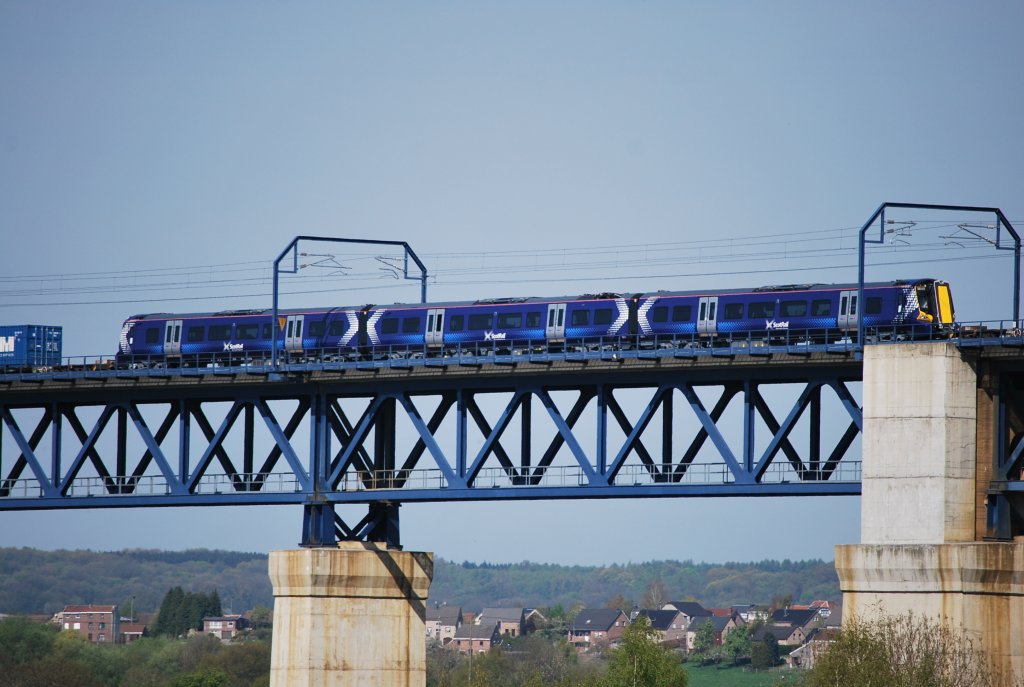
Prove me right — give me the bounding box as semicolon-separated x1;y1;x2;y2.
750;632;779;670
690;620;717;664
169;668;230;687
0;616;58;667
180;634;223;673
769;594;793;612
641;580;669;610
603;593;632;612
426;640;463;687
805;612;997;687
154;588;223;637
750;640;772;671
154;587;186;636
199;642;271;687
249;604;273;642
603;615;688;687
722;626;750;665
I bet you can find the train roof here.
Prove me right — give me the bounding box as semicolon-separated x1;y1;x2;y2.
123;279;935;321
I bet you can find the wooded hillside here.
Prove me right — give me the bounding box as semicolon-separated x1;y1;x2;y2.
0;548;839;615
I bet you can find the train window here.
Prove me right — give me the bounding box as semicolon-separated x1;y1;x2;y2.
812;299;831;316
571;310;590;326
165;327;173;343
866;297;882;315
263;324;273;339
723;303;744;320
594;308;613;325
526;312;542;328
450;315;464;332
780;301;807;317
308;321;326;337
916;284;933;312
328;320;346;336
146;328;160;344
748;302;774;319
209;325;232;340
187;327;205;342
381;318;399;335
469;314;493;330
651;306;668;323
237;324;259;340
498;313;522;328
672;305;692;322
402;317;420;333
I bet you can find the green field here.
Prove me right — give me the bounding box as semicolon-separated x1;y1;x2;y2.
686;663;798;686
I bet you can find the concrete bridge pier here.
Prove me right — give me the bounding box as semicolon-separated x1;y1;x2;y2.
836;343;1024;679
268;543;433;687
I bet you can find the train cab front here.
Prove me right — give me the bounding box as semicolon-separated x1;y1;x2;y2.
913;279;956;337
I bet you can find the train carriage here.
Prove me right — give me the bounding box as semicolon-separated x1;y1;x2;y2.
112;278;955;368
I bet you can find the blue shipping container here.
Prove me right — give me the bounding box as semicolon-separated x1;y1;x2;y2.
0;325;63;369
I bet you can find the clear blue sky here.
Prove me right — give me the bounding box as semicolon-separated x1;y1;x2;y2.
1;1;1021;566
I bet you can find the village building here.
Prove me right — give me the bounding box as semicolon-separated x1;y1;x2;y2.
203;615;248;641
635;609;688;644
788;628;839;669
752;622;808;647
53;604;120;644
569;609;629;651
426;605;462;645
661;600;712;628
120;622;146;643
685;613;744;650
450;622;501;654
476;607;544;637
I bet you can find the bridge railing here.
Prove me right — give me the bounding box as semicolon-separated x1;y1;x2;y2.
6;321;1018;381
1;460;863;502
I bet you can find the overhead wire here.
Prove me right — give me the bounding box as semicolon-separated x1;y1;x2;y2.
0;219;1016;308
0;250;1013;309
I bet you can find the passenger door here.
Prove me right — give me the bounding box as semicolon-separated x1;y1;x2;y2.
838;290;858;331
285;315;305;353
426;308;445;347
163;320;183;357
697;297;718;336
545;303;567;342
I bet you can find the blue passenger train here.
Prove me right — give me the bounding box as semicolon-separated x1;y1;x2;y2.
114;279;956;367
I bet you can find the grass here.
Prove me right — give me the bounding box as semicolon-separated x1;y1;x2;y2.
685;662;796;686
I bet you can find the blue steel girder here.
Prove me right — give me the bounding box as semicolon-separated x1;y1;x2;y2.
0;364;863;545
987;365;1024;539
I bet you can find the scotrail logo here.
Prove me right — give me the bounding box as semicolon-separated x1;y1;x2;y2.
484;331;507;341
223;342;244;352
765;320;790;330
0;335;14;354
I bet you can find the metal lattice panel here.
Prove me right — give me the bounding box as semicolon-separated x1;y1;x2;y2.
0;358;863;546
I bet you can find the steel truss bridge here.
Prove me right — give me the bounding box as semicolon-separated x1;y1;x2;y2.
0;341;872;547
5;337;1024;546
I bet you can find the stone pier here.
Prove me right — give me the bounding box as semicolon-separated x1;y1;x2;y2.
269;543;433;687
836;343;1024;679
